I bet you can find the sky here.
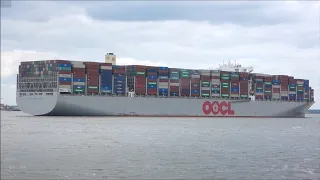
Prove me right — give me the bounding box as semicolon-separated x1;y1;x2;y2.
1;1;320;108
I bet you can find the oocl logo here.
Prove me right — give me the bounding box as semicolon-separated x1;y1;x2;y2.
202;101;235;116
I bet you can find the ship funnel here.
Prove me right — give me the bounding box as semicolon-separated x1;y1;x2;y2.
105;53;116;65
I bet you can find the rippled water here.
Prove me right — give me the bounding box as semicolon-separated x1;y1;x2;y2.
1;111;320;180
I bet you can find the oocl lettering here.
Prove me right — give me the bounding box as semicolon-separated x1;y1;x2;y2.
202;101;235;116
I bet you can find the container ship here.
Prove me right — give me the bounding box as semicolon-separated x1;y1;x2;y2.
16;53;315;117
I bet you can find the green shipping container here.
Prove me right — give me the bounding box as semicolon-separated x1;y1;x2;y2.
73;89;85;93
221;76;230;80
256;87;263;90
148;82;157;85
221;94;230;97
240;95;248;98
211;88;220;91
201;93;210;96
59;67;71;71
202;81;210;85
264;82;272;85
298;84;303;87
88;86;98;89
265;90;272;93
131;72;146;76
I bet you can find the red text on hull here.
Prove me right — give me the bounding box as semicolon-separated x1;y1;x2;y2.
202;101;235;116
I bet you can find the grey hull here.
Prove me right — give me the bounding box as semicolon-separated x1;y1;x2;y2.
17;93;314;117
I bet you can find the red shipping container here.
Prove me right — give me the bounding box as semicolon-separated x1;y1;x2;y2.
272;88;280;93
211;76;220;80
100;63;112;66
59;82;72;85
58;70;71;74
159;79;169;82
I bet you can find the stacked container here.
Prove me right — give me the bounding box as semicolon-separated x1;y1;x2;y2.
58;61;72;93
180;69;191;96
230;72;240;98
296;79;304;101
288;78;297;101
272;76;281;100
100;63;113;94
158;67;169;96
146;66;158;96
211;70;221;97
169;68;180;96
72;61;86;93
113;65;127;95
132;65;146;95
310;88;314;102
85;62;100;94
200;70;211;97
254;75;264;99
263;75;272;99
190;70;200;97
304;80;310;101
239;72;249;98
220;71;230;98
279;75;289;100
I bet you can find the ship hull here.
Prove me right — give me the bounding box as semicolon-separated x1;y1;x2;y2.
16;93;314;117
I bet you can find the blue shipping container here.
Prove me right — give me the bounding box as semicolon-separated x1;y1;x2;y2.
231;87;239;92
240;78;248;81
159;92;168;96
73;78;85;82
281;96;288;100
181;89;190;93
170;77;179;80
59;77;71;82
191;89;200;93
58;63;71;68
159;73;169;77
159;76;168;79
256;89;264;93
73;85;85;89
304;80;309;84
264;84;272;88
158;88;168;92
159;67;169;70
147;84;157;88
170;92;179;96
101;86;112;90
289;84;296;87
147;69;157;72
147;76;157;79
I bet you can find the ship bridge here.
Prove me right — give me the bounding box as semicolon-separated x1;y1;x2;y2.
216;61;254;73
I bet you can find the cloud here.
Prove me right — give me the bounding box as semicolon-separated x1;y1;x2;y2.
1;1;319;108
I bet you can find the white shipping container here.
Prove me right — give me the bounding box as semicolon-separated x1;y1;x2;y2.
59;88;71;93
230;94;239;98
71;61;84;65
200;70;210;73
211;79;220;83
256;92;264;96
73;82;85;86
100;66;112;70
280;91;288;94
73;65;86;68
211;81;220;85
59;74;72;78
289;91;296;94
200;72;210;75
159;82;169;86
211;72;220;75
158;85;169;88
191;75;201;79
169;83;179;86
297;81;304;85
211;93;220;97
59;84;71;89
272;85;280;88
200;87;210;91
